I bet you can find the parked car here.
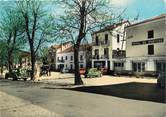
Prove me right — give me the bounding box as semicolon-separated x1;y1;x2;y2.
39;65;49;77
157;72;165;88
80;68;86;75
5;68;30;81
61;68;69;73
100;68;108;75
85;68;102;78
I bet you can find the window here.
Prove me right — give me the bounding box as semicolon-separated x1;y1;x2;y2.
65;56;68;60
51;59;54;63
80;55;83;60
71;56;73;61
104;48;109;58
117;34;120;43
142;63;145;72
132;62;145;72
148;30;154;39
95;36;99;45
148;45;154;55
114;62;124;67
70;64;73;70
105;34;108;44
95;49;99;55
94;49;99;59
133;63;137;72
80;64;84;68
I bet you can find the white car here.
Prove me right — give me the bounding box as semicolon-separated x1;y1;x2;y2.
62;68;69;73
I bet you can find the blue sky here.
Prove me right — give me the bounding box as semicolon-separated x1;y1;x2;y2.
0;0;165;21
51;0;166;22
110;0;166;20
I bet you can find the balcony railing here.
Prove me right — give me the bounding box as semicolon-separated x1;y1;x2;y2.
101;55;109;59
112;50;126;59
100;41;110;46
93;40;110;46
92;55;109;59
92;55;99;59
57;59;65;63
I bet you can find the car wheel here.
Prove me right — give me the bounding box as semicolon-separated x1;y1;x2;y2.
157;83;161;87
5;74;8;79
24;78;27;81
13;75;18;81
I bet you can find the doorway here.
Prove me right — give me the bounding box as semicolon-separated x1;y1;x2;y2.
132;62;145;73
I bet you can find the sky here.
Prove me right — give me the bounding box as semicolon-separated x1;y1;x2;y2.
0;0;165;21
110;0;166;20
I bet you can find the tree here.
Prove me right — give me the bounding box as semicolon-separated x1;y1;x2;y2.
17;0;55;80
55;0;122;85
0;40;8;74
0;7;25;73
38;47;49;65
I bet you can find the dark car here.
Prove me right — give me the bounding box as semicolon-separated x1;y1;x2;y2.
39;65;49;76
5;68;30;81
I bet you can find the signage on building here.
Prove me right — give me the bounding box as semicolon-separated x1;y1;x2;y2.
132;38;164;46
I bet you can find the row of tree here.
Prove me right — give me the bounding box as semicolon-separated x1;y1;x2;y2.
0;0;125;85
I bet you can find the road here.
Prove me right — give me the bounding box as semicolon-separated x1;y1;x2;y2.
0;75;165;117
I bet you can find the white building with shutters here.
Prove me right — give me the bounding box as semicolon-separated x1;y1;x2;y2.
125;14;166;76
91;21;130;73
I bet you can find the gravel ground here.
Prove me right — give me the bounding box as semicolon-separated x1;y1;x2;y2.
0;73;165;117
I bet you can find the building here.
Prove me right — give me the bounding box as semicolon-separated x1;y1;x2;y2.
48;41;72;71
49;42;91;72
125;14;166;76
56;44;91;72
18;50;31;68
91;21;130;73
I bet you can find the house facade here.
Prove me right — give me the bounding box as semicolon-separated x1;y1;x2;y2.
47;41;72;71
49;42;91;72
91;21;130;72
125;14;166;76
56;45;91;72
17;50;31;68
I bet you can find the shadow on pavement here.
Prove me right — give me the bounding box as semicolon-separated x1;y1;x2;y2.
64;82;165;103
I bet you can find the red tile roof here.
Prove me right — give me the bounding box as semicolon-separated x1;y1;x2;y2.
51;41;72;49
57;44;91;54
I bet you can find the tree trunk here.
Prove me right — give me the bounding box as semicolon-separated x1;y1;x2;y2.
74;44;83;85
8;51;13;73
1;65;3;75
30;45;36;80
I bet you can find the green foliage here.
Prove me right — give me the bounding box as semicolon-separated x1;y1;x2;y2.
0;5;26;68
0;40;8;66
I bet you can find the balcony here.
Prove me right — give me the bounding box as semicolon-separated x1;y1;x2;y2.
112;50;126;59
92;55;109;59
93;40;110;46
100;41;110;46
101;55;109;59
92;55;100;59
93;42;100;46
57;59;65;63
